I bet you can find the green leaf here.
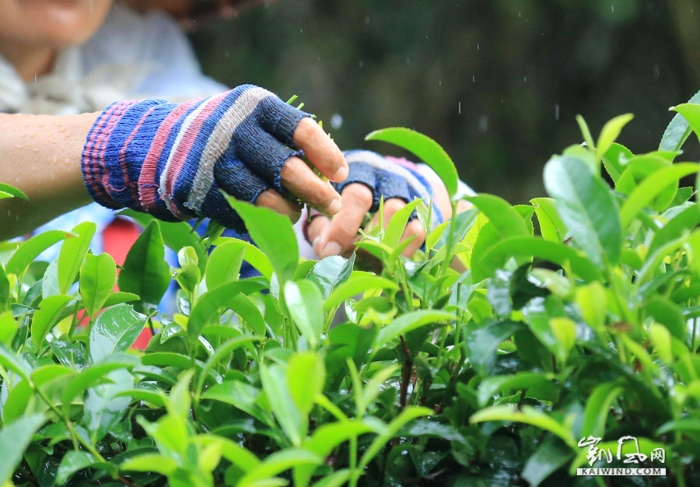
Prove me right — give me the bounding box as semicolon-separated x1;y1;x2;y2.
260;362;304;446
62;354;141;414
84;368;134;443
359;407;432;468
373;310;454;349
576;115;596;155
56;451;117;485
89;304;147;363
6;230;67;276
0;414;46;486
227;198;298;283
531;197;567;243
0;183;28;200
287;352;326;415
477;372;554;407
619;163;699;229
466;320;524;376
365;127;459;197
645;297;686;341
544;154;622;268
80;253;117;318
384;199;423;249
31;294;72;349
118;220;170;310
669;102;700;148
196;336;261;394
238;449;323;487
284;280;324;349
597;114;634;160
472;237;601;283
575;282;607;333
206;239;245;290
187;279;265;342
601;142;634;184
121;209;208;273
656;418;700;435
0;311;17;346
648;204;700;256
307;255;355;299
521;436;574;487
581;383;624;439
0;266;9;313
465;194;529;239
470;405;576;448
0;344;31;380
324;275;398;312
661;92;700;151
58;221;95;294
229;294;266;336
120;454;178;476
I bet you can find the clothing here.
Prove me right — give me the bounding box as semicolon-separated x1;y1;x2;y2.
0;3;226;258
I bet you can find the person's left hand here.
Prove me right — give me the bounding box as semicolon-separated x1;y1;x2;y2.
305;150;445;258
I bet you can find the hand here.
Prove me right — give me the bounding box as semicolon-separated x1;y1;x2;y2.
305;150;443;258
81;85;347;231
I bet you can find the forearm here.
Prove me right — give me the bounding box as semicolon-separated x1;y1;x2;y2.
0;112;97;240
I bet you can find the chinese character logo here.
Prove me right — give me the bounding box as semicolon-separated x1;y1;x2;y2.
578;436;613;466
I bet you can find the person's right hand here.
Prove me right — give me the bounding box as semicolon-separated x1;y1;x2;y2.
81;84;347;231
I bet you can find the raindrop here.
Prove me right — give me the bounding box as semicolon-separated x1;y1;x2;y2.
472;76;476;83
654;64;660;80
300;28;303;33
406;57;410;65
478;115;489;133
523;76;527;82
364;16;370;24
555;103;560;121
439;80;442;86
611;5;614;13
477;44;480;50
359;60;364;68
330;114;343;129
458;102;462;114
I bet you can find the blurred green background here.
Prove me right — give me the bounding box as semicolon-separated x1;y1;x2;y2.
188;0;700;204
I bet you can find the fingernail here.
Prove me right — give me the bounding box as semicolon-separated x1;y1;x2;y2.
327;198;342;215
331;165;349;182
320;241;342;258
312;236;321;251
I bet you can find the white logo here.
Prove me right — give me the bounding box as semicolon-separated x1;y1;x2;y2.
576;436;666;477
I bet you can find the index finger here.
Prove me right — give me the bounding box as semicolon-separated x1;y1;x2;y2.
293;118;348;183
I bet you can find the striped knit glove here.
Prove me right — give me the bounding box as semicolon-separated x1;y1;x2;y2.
335;150;443;225
81;85;308;231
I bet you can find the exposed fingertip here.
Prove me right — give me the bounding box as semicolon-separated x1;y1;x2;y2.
327;198;342;215
331;164;349;182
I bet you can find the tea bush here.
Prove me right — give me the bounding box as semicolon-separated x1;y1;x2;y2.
1;101;700;487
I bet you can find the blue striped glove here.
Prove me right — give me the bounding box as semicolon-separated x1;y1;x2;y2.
335;150;443;225
81;85;308;231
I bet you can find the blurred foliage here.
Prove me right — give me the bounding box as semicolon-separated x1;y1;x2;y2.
190;0;699;204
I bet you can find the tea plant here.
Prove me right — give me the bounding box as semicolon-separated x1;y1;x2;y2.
1;99;700;487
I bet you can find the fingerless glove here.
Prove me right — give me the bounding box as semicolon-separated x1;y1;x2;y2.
82;85;308;231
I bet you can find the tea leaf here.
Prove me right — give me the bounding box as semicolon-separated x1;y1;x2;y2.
227;198;298;284
6;230;67;276
0;414;46;486
80;253;117;318
118;220;170;310
58;221;95;295
544;154;622;268
89;304;147;363
206;239;245;290
365;127;459;197
284;280;324;348
619;162;700;229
